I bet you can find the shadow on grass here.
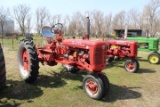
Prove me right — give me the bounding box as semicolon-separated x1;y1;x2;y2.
57;70;87;81
34;68;88;88
137;68;156;73
116;62;157;73
0;70;142;106
115;64;156;74
0;69;88;107
0;79;43;106
137;56;142;59
106;61;124;69
102;84;142;102
0;69;86;106
45;69;142;102
106;57;151;69
137;58;148;62
35;74;67;88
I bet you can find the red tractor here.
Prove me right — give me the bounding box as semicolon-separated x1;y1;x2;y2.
17;23;109;100
106;40;139;73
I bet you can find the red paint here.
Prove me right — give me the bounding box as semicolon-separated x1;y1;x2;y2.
127;62;134;70
87;80;98;94
106;40;138;59
36;29;106;73
22;49;30;71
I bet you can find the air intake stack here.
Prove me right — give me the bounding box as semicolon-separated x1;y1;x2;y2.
84;13;90;40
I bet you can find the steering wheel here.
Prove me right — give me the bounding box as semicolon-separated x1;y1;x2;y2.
51;23;63;34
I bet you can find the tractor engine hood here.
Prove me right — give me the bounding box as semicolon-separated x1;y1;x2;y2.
62;39;106;49
106;40;138;46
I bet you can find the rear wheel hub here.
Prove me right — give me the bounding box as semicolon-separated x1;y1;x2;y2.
22;49;30;71
149;55;158;63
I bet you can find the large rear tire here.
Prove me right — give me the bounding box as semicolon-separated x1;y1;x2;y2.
0;44;6;90
17;39;39;83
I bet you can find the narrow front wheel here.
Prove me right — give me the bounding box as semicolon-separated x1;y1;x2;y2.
124;59;139;73
98;74;110;97
83;73;104;100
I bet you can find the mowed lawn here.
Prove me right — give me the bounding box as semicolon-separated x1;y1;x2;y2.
0;37;160;107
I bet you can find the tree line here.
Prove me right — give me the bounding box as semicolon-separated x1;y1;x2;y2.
0;0;160;38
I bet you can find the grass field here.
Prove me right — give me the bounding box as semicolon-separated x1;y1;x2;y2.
0;37;160;107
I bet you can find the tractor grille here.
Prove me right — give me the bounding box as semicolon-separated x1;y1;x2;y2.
94;47;104;65
134;44;138;55
154;40;159;49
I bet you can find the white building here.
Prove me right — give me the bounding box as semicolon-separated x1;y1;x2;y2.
0;18;14;35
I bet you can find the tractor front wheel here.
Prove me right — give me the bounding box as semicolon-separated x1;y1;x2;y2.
98;74;110;97
83;73;105;100
0;44;6;90
17;39;39;83
124;59;139;73
148;53;160;64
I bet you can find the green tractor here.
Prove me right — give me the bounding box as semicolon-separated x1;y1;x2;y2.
126;37;160;64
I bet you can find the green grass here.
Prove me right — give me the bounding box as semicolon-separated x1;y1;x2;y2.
0;37;160;107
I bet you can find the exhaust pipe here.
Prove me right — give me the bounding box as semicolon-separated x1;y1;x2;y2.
84;13;90;40
124;23;128;40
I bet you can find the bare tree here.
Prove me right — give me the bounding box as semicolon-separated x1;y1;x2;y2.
153;16;160;36
73;12;84;36
35;8;40;34
48;14;62;26
119;11;126;29
13;4;31;36
63;15;70;35
35;7;49;34
135;13;143;30
68;18;77;36
104;13;112;36
0;7;9;37
67;12;84;36
26;16;32;33
143;0;160;36
92;10;104;37
112;11;126;29
127;9;140;29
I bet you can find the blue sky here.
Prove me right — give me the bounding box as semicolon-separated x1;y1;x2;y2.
0;0;150;32
1;0;150;16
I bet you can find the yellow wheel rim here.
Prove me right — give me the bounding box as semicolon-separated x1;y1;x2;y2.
149;55;159;63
